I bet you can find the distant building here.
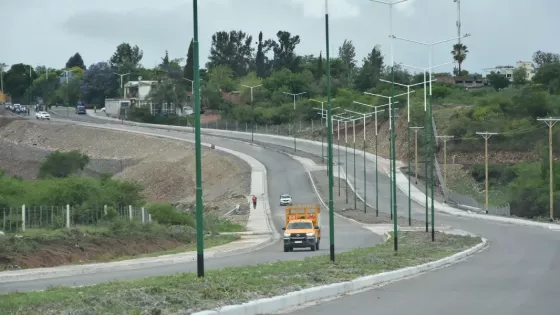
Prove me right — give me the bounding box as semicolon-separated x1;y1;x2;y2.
483;61;535;82
436;76;487;89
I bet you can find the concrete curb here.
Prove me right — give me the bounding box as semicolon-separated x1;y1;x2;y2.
193;236;488;315
0;123;277;284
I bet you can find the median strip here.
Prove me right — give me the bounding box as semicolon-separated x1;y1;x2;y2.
0;231;483;315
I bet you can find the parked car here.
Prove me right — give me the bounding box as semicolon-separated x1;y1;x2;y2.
36;111;50;120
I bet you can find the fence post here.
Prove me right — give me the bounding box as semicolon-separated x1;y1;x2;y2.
277;125;279;134
21;205;26;232
266;124;268;133
148;214;152;222
236;121;238;131
245;123;248;132
312;120;314;132
129;205;133;220
104;205;107;215
141;207;145;223
226;121;228;130
66;204;70;229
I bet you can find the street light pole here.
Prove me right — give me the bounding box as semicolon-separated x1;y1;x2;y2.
393;33;471;240
537;117;560;221
242;84;263;142
283;91;306;152
311;99;336;163
324;0;336;262
114;72;130;98
192;0;205;278
410;126;424;184
436;135;454;190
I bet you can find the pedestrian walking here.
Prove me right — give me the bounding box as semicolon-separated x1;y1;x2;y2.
252;195;257;209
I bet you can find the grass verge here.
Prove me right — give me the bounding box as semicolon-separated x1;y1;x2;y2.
0;231;482;315
0;220;240;270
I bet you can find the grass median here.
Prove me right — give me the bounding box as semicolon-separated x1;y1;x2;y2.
0;231;482;315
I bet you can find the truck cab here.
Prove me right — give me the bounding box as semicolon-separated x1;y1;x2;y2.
282;203;321;252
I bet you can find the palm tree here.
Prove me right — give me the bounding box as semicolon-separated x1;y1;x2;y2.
451;44;468;74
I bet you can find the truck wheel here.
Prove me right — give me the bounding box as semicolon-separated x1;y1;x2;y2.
315;241;320;250
310;244;316;251
284;246;289;252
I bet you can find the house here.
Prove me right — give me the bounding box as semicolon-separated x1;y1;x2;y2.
482;61;535;82
436;76;487;89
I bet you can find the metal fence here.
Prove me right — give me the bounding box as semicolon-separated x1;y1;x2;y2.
0;205;151;233
444;188;511;216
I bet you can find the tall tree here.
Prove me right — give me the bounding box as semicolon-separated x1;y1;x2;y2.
354;45;384;91
207;30;254;77
184;39;194;81
532;50;560;69
512;67;528;86
486;71;510;90
338;40;356;83
109;43;144;74
315;51;323;81
270;31;301;72
3;64;36;103
451;43;468;74
81;62;119;105
255;32;267;78
65;53;86;70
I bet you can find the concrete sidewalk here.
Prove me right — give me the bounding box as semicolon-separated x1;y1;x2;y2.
0;124;277;284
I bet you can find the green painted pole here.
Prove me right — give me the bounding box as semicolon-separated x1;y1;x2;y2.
338;137;341;196
424;91;429;233
192;0;204;278
345;140;348;203
321;114;325;163
325;0;335;262
429;88;435;241
391;67;398;252
353;140;357;210
364;139;367;213
408;124;411;226
375;133;379;217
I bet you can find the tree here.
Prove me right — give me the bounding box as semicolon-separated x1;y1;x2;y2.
65;53;86;70
255;31;273;78
354;45;384;91
148;80;188;112
270;31;301;72
512;67;528;86
207;30;254;77
39;150;90;178
3;64;36;103
315;52;323;80
338;39;356;83
184;39;194;81
532;50;560;69
109;43;144;73
486;71;510;90
532;63;560;94
81;62;119;105
0;62;6;93
451;43;468;74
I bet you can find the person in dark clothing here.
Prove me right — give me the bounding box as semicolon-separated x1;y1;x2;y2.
252;195;257;209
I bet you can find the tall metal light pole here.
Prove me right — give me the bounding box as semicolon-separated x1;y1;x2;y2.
242;84;263;142
192;0;204;278
311;98;336;163
392;33;471;241
537;117;560;221
283;91;306;152
436;135;454;190
410;126;424;184
333;113;352;198
324;0;336;262
354;101;390;217
476;132;498;216
114;72;130;98
346;109;375;213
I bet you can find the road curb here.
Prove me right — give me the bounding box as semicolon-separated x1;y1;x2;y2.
193;236;488;315
0;124;277;284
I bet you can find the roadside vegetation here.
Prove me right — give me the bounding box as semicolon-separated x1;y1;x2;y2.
0;231;482;315
0;151;244;269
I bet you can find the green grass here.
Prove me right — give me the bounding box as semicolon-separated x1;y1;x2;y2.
0;231;482;315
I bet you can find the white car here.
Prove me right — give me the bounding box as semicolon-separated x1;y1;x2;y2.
36;111;50;120
280;194;293;206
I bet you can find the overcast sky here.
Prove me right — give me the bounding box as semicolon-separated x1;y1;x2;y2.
2;0;559;74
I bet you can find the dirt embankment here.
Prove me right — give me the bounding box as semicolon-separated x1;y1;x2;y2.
0;119;251;205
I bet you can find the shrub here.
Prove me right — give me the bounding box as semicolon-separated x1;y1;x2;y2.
146;203;195;227
39;150;90;178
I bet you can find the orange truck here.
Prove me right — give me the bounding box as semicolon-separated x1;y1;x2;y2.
282;203;321;252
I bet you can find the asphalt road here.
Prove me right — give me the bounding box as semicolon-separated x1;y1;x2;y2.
0;111;380;293
12;110;560;315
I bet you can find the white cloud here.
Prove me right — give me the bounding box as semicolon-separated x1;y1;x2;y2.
291;0;360;19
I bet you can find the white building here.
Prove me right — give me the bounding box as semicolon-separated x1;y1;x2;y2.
483;61;535;82
124;80;187;115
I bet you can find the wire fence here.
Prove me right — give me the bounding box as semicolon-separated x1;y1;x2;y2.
0;205;150;233
444;188;511;216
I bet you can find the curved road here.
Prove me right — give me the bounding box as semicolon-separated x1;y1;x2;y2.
12;110;560;315
0;112;380;293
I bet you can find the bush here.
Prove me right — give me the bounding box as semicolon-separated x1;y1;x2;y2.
470;164;517;186
39;150;90;178
146;203;195;227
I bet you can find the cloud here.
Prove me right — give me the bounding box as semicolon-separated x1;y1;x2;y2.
394;0;417;18
290;0;360;19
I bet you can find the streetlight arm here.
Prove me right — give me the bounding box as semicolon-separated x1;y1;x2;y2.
364;92;390;99
394;91;415;98
390;35;428;46
380;78;437;88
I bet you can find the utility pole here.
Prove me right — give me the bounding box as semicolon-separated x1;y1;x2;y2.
476;132;498;214
537;117;560;221
283;91;306;152
114;72;130;98
242;84;262;142
410;127;424;184
436;135;454;190
324;0;335;262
